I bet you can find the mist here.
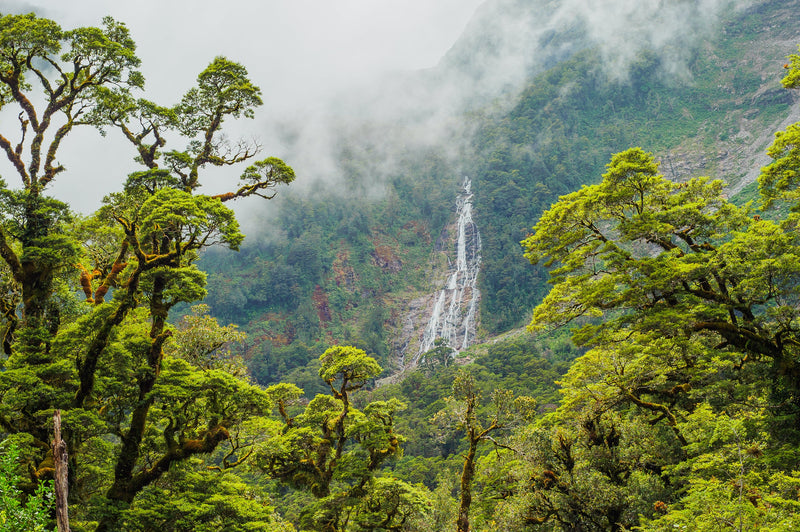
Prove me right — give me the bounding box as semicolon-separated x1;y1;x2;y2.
0;0;484;213
245;0;756;205
0;0;756;228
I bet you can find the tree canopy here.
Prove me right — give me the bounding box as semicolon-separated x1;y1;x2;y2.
503;55;800;530
0;12;293;531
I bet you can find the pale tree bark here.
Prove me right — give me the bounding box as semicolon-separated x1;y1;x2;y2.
53;410;70;532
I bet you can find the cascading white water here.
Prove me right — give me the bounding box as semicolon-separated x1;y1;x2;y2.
416;177;482;362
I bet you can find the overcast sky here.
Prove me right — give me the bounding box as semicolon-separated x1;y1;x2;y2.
38;0;484;103
1;0;486;212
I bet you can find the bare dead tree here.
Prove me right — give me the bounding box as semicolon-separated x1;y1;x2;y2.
53;410;70;532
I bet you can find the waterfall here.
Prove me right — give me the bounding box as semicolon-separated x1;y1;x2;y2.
416;177;482;362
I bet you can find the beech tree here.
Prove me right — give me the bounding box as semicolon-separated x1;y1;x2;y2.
514;52;800;527
433;369;536;532
419;338;455;372
258;346;429;532
508;147;800;530
522;146;800;441
0;13;293;530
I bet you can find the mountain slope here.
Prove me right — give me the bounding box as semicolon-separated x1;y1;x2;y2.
472;0;800;331
198;0;800;387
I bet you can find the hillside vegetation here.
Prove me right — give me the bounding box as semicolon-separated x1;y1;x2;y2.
2;2;800;531
200;0;799;385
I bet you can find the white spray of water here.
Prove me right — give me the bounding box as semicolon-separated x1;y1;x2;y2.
417;177;482;361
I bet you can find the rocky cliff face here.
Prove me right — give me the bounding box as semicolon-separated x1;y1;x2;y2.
662;2;800;195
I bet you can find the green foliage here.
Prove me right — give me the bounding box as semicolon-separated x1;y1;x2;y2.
509;63;800;526
237;157;297;200
759;120;800;210
489;412;675;531
179;56;263;134
119;459;295;532
318;345;382;389
168;303;247;373
780;44;800;89
0;440;54;532
344;476;431;531
137;188;245;251
384;332;572;462
0;11;294;531
432;369;537;532
418;338;454;372
639;405;800;531
257;346;431;531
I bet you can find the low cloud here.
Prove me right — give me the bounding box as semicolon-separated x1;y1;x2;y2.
0;0;483;212
0;0;757;223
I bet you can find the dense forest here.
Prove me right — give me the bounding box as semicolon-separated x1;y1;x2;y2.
2;1;800;531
